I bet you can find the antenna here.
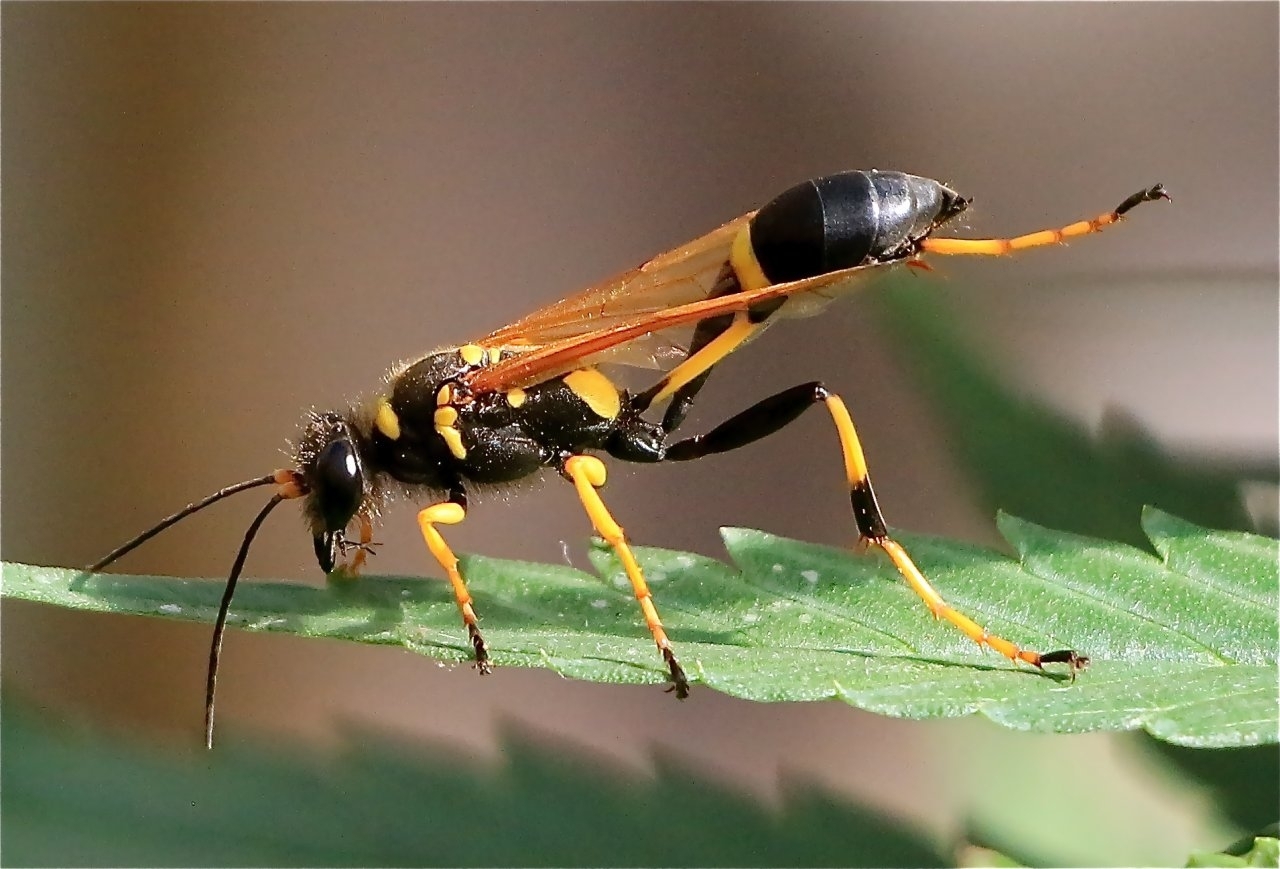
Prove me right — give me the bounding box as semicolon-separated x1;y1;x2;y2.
204;493;286;750
87;474;280;572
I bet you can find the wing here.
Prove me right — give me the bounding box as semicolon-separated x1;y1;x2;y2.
478;213;753;370
465;260;886;395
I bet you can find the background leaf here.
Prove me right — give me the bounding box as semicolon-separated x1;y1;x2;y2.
1186;837;1279;868
1141;740;1280;838
5;509;1275;747
874;281;1270;547
0;692;942;868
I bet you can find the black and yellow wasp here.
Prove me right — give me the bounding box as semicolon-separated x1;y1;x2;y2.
91;170;1169;747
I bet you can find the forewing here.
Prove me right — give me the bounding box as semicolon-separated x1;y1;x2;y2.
466;260;887;394
478;213;752;367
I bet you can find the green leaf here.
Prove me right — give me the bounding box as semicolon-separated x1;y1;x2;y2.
3;509;1275;746
955;844;1026;869
1186;837;1279;868
0;694;942;868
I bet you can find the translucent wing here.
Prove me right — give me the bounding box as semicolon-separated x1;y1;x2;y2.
478;213;752;370
466;260;886;394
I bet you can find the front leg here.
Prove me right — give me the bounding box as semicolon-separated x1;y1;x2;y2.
416;487;491;673
560;454;690;698
331;513;377;576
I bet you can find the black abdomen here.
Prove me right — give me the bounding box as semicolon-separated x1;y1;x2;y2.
747;170;966;283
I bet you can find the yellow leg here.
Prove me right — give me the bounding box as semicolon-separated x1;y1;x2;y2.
562;455;690;697
646;314;760;408
919;184;1168;256
822;392;1087;675
417;501;490;672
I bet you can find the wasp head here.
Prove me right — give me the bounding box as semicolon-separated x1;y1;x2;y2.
294;411;371;573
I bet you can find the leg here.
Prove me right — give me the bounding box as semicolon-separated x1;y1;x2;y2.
635;267;787;433
920;184;1169;256
416;492;491;673
666;382;1087;675
336;513;377;575
561;454;690;697
632;313;761;420
631;291;787;428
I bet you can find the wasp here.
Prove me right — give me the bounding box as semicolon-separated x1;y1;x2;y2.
90;170;1169;747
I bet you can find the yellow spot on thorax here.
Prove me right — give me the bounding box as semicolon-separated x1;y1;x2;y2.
730;225;771;291
433;405;467;459
436;385;453;407
563;368;621;420
506;387;527;408
438;427;467;460
375;399;402;440
458;344;486;366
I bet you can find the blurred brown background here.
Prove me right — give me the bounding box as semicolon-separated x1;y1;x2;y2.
3;3;1276;862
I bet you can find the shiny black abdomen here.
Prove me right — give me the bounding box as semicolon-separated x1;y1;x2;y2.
748;170;965;283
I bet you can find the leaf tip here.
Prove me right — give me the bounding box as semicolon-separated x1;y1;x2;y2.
995;511;1042;557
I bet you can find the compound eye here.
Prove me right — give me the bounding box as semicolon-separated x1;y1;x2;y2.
314;437;363;532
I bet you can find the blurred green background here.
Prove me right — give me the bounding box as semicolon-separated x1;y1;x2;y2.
3;4;1276;866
